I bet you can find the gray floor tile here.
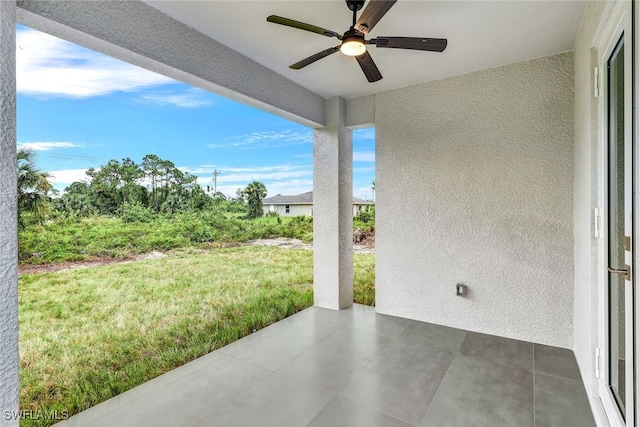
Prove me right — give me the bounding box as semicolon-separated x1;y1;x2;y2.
85;357;271;427
196;373;335;427
349;308;415;338
421;354;534;427
534;344;582;382
302;306;364;329
58;351;229;426
59;306;600;427
221;327;325;371
307;396;414;427
340;367;446;425
278;328;392;392
304;305;412;336
399;321;467;353
460;332;534;371
534;373;595;427
339;343;454;426
255;309;341;341
366;336;456;382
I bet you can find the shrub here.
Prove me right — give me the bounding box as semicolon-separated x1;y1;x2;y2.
120;202;156;223
355;210;372;223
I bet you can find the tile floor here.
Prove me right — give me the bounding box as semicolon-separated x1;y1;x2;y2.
58;304;595;427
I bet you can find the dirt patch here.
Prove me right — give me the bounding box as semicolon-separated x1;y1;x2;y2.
18;235;376;276
19;257;135;275
18;252;168;276
142;251;167;260
353;227;375;254
249;238;313;250
249;236;375;254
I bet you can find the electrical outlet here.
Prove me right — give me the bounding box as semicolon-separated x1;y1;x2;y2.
456;283;467;297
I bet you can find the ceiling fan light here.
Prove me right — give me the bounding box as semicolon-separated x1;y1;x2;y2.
341;38;366;56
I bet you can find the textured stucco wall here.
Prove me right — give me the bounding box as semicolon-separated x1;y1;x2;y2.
375;52;575;347
346;95;375;128
573;2;612;424
0;1;18;426
16;0;325;128
313;97;353;309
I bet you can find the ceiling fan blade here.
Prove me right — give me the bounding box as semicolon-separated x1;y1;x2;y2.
373;37;448;52
267;15;341;39
355;51;383;82
355;0;397;34
290;46;341;70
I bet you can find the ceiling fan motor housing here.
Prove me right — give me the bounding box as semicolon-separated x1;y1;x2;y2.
346;1;365;12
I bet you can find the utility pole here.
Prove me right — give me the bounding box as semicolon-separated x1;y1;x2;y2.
212;170;221;195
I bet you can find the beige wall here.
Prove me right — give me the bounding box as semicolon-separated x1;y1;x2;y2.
263;204;372;217
375;52;575;347
263;204;312;217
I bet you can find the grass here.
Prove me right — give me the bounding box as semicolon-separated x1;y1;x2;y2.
19;246;375;426
354;252;375;306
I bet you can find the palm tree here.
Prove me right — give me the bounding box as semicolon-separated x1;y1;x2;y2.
17;148;52;227
243;181;267;219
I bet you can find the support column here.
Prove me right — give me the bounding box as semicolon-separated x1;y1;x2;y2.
313;97;353;309
0;1;18;426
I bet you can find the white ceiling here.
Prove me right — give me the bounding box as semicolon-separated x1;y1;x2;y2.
143;1;586;99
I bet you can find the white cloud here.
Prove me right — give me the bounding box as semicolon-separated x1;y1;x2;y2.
218;170;311;183
262;180;314;197
354;186;375;201
16;28;174;98
137;88;214;108
17;141;80;151
354;127;375;140
182;164;312;197
48;169;89;185
207;129;312;149
183;164;309;176
353;151;375;162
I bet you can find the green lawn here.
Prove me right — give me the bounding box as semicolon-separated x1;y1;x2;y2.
19;246;375;426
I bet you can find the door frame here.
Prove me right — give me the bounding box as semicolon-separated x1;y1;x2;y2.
634;0;640;421
598;1;634;425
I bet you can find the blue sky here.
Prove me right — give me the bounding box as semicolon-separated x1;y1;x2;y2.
16;25;375;200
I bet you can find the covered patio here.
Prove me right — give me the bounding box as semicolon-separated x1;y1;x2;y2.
0;0;636;426
58;304;594;427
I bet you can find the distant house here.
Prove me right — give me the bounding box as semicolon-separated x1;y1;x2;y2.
262;191;373;217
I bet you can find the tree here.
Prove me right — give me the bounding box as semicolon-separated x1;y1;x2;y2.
235;188;245;203
17;148;52;227
57;181;97;217
86;160;121;214
85;158;145;214
243;181;267;219
119;157;145;204
141;154;163;211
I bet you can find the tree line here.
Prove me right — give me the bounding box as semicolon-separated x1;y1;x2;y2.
17;149;268;225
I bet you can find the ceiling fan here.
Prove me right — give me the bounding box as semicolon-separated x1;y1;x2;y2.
266;0;447;83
